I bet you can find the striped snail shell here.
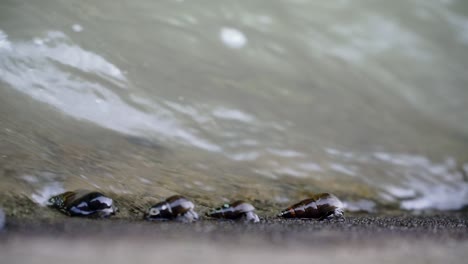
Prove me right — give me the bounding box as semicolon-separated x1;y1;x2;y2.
47;190;116;218
278;193;344;220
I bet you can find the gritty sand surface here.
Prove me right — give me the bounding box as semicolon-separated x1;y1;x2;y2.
1;214;467;264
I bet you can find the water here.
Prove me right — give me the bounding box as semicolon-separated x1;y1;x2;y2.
1;0;467;212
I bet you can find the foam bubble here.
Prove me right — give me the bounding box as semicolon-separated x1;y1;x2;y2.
72;24;83;32
220;27;247;49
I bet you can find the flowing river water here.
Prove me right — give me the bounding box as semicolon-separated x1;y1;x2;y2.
1;0;467;214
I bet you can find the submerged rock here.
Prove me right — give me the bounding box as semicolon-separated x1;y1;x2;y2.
48;190;116;218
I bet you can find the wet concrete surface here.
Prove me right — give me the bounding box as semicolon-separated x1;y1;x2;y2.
2;214;467;242
1;214;467;264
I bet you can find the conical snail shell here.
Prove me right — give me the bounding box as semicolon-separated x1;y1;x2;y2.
278;193;344;220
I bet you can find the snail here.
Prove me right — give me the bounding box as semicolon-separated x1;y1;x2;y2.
278;193;344;220
207;200;260;223
47;190;116;218
145;195;199;222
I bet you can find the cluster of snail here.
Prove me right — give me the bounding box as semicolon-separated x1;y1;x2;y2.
47;190;345;223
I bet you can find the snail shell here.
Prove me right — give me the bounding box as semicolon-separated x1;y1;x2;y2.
47;190;116;218
278;193;344;220
145;195;199;222
207;200;260;223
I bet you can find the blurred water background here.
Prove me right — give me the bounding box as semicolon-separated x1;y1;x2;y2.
1;0;467;212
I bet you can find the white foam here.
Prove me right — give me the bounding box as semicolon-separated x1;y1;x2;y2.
329;163;357;176
385;186;417;199
267;149;305;158
344;199;376;212
440;3;468;44
298;162;323;172
0;30;11;50
72;24;83;32
325;148;355;159
401;183;468;210
31;182;65;206
0;32;222;153
227;151;260;161
325;15;422;63
139;177;151;184
373;152;429;167
322;148;468;211
212;107;254;123
252;169;278;179
373;153;468;210
275;167;308;178
220;27;247;49
20;175;39;183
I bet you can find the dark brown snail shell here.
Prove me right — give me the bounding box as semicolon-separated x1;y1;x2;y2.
47;190;116;218
278;193;344;220
207;200;260;223
145;195;198;222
